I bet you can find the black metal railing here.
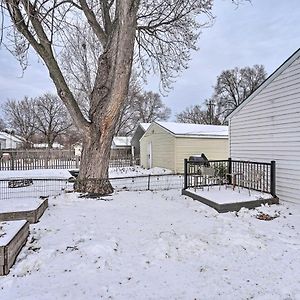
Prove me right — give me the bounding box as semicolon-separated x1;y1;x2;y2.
183;158;276;197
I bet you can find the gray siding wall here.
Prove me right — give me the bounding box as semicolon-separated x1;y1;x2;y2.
230;56;300;203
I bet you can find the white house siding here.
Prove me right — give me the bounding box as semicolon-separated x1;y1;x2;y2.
229;56;300;203
140;124;175;170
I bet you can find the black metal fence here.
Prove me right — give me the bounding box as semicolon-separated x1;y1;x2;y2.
0;174;184;200
183;158;276;196
0;178;72;200
111;174;183;191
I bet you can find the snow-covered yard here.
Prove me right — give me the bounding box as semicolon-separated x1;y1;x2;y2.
0;166;173;180
109;166;174;178
0;189;299;299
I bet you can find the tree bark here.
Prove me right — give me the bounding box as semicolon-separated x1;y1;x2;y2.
76;124;114;194
76;1;137;195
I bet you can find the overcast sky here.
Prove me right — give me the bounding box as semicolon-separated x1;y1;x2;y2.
0;0;299;120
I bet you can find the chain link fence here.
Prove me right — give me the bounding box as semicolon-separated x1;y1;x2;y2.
0;174;184;200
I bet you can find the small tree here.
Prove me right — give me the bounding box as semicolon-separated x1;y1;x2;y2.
116;90;171;135
133;91;171;123
176;105;206;124
176;100;221;125
34;94;72;148
3;97;37;148
214;65;267;118
0;118;6;131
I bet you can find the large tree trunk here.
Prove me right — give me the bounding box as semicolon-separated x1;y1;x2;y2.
76;124;114;194
76;1;137;196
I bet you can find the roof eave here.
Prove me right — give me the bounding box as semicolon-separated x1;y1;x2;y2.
226;48;300;121
174;134;228;139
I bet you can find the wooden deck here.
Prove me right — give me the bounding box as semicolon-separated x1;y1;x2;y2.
0;198;48;224
182;186;279;213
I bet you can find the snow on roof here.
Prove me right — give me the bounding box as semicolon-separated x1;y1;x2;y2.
140;123;151;131
155;122;228;137
0;132;23;143
113;136;132;147
33;142;64;149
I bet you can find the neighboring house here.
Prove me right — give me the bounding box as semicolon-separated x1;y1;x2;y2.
131;123;151;160
111;136;132;158
111;136;132;149
140;121;228;173
226;48;300;204
73;137;133;158
73;143;83;156
0;132;23;149
33;142;64;149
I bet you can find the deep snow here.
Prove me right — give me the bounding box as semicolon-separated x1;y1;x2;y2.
0;189;299;300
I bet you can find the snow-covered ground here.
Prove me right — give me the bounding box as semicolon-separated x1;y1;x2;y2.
109;166;173;178
0;167;173;180
68;166;173;179
0;169;72;180
0;190;299;299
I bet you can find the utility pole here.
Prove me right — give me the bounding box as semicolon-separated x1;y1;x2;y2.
207;100;215;125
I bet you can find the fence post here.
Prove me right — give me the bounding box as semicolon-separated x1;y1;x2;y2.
44;150;49;169
147;174;151;190
227;157;232;185
11;153;15;170
183;159;188;190
270;160;276;197
75;156;79;169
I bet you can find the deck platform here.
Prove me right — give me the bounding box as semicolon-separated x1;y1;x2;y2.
182;186;279;213
0;198;48;224
0;220;29;275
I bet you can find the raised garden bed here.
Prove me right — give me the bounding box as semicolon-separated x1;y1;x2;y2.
0;198;48;224
0;220;29;276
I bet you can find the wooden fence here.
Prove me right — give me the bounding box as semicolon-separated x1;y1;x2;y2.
0;149;134;170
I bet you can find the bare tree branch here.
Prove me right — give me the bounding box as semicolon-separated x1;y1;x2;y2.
78;0;107;45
